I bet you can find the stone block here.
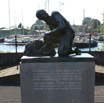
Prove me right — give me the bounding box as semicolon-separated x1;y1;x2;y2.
20;53;95;103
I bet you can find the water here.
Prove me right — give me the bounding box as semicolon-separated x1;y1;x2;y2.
0;42;103;52
79;42;103;51
0;43;25;52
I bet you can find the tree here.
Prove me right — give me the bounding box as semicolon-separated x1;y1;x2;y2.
31;20;47;31
88;19;101;33
18;23;23;28
30;20;50;31
90;19;101;29
100;25;104;34
77;26;83;32
83;24;88;33
35;20;45;25
82;17;92;25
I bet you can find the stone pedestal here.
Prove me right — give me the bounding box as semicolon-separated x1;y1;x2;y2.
20;53;95;103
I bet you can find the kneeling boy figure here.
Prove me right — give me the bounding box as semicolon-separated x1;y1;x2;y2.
36;9;75;56
24;10;80;56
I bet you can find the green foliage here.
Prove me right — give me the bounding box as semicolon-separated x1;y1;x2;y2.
77;26;83;32
90;19;101;29
100;25;104;34
43;25;50;31
35;20;45;25
82;17;101;33
93;28;100;33
82;17;92;25
97;42;104;51
0;51;11;53
83;24;88;33
18;23;23;28
31;20;49;31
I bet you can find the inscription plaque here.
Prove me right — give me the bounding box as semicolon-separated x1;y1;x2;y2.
33;69;82;90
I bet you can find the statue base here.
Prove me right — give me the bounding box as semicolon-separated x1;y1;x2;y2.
20;53;95;103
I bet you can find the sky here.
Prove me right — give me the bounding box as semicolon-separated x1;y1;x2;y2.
0;0;104;28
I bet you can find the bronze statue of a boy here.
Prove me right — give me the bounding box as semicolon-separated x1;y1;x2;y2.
24;10;76;56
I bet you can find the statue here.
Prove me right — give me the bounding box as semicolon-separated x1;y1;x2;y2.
24;10;80;56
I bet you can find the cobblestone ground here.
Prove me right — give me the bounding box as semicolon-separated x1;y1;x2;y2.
0;85;104;103
95;86;104;103
0;85;21;103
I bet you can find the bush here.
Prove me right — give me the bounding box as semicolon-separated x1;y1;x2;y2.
97;42;104;51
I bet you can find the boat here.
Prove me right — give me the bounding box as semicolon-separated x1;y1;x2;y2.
73;42;97;48
0;38;4;43
73;37;98;48
4;38;27;45
98;35;104;41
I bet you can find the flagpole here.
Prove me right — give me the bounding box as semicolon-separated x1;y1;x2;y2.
48;0;49;13
59;1;61;13
45;0;47;10
22;10;24;35
8;0;10;29
83;9;85;20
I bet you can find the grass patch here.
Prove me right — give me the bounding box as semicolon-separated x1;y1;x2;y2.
0;51;11;53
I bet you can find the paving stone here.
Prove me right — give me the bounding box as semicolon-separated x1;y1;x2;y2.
0;85;104;103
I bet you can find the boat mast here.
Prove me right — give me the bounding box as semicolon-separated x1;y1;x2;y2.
102;10;104;25
22;11;24;35
8;0;10;29
59;1;61;13
48;0;49;13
